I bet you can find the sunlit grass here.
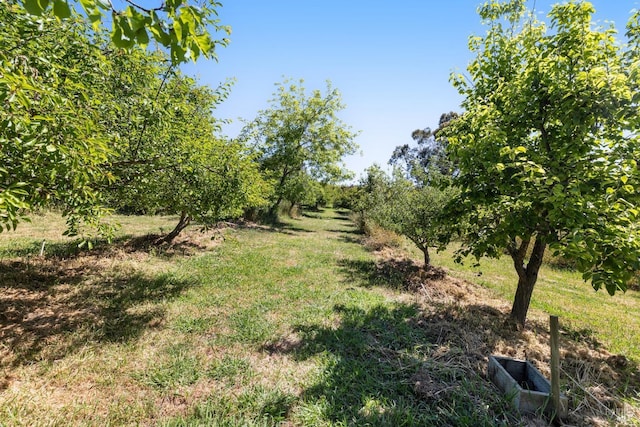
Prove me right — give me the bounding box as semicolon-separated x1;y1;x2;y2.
0;209;638;425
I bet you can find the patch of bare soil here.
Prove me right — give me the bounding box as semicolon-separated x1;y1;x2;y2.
371;247;640;426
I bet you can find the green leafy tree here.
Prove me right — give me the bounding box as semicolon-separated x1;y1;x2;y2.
389;112;459;180
105;67;268;243
1;0;229;237
241;78;359;218
350;165;390;233
19;0;229;64
443;0;640;327
367;168;455;270
1;4;116;237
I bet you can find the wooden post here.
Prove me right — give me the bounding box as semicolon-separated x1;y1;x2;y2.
550;315;561;420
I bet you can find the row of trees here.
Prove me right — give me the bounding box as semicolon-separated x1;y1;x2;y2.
7;0;639;329
2;2;358;242
356;0;640;328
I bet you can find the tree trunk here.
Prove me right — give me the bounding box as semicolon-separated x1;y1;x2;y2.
269;165;292;218
422;247;431;270
159;210;192;244
510;274;537;327
510;235;546;327
268;196;283;218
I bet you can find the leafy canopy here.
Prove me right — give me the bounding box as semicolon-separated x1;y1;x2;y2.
242;78;359;215
443;0;640;323
1;4;115;236
19;0;230;63
105;65;268;241
365;167;455;269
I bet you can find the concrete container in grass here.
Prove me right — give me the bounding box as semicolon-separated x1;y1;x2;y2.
488;355;568;418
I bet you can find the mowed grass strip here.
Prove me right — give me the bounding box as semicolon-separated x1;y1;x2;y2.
0;209;638;425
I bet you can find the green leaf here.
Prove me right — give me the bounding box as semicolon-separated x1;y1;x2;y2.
111;25;127;49
149;21;171;45
23;0;50;15
514;146;526;154
173;18;183;41
53;0;71;18
95;0;111;9
78;0;101;24
125;6;148;32
136;28;149;47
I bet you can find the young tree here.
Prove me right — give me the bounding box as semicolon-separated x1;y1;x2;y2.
366;168;455;270
444;0;640;327
241;78;359;218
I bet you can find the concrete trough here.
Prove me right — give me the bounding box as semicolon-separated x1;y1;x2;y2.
488;355;568;418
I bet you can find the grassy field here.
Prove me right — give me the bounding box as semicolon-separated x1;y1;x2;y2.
0;209;638;426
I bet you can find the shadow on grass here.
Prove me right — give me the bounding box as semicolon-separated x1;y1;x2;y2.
337;257;407;289
301;212;323;219
0;259;196;367
327;228;361;236
265;220;315;234
0;232;215;261
262;303;518;426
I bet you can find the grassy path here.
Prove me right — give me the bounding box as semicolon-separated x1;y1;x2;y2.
0;209;638;426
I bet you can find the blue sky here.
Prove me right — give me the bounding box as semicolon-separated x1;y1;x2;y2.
182;1;638;181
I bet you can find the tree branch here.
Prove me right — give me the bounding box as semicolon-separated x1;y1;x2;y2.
124;0;166;14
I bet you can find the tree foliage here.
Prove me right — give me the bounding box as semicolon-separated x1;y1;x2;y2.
1;3;263;242
444;0;640;326
105;65;268;242
355;166;454;269
389;112;458;180
242;78;359;217
19;0;230;64
1;4;115;236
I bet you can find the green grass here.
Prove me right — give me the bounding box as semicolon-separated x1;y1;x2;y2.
0;208;638;425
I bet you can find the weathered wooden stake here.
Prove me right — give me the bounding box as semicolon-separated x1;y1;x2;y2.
550;315;561;420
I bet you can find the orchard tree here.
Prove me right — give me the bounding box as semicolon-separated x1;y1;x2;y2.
1;0;230;237
444;0;640;327
350;165;391;233
366;168;455;270
105;66;268;243
0;5;116;236
241;78;359;217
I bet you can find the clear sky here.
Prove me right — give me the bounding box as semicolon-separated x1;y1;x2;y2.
181;0;638;181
